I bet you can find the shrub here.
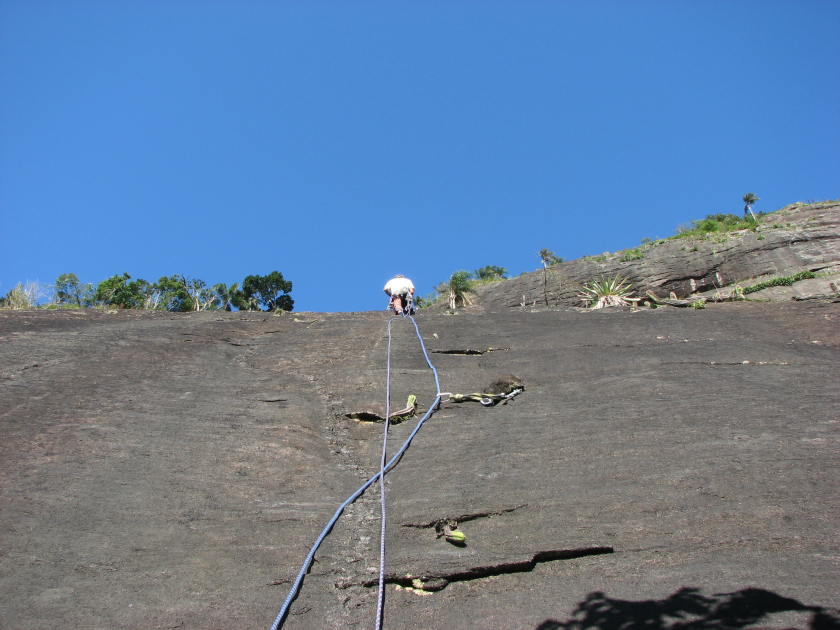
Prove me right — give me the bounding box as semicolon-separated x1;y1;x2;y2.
742;271;816;295
620;248;645;262
670;213;766;241
1;281;48;309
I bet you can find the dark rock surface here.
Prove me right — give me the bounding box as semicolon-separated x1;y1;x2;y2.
476;201;840;308
1;301;839;629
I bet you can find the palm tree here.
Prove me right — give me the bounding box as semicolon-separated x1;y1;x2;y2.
538;249;564;305
212;282;240;311
743;193;759;221
474;265;508;280
538;248;559;267
447;271;476;309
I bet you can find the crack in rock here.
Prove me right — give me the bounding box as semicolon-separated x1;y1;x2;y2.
431;348;508;355
401;504;527;528
351;546;614;592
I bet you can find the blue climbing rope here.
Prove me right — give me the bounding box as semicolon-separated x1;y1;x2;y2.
269;312;441;630
374;317;395;630
375;297;424;627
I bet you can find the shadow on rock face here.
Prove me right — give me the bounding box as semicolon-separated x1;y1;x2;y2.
536;587;840;630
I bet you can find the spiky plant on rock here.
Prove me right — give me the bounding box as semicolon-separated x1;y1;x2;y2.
577;275;634;309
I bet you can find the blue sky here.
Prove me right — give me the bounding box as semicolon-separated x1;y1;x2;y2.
1;1;838;312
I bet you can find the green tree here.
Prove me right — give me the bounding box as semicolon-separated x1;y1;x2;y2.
181;276;218;311
54;273;93;307
241;271;294;311
538;248;563;266
231;291;259;311
212;282;240;311
151;275;193;311
94;273;148;309
474;265;508;280
447;270;476;310
743;193;759;220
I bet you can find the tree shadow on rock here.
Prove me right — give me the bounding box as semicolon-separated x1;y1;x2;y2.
537;587;840;630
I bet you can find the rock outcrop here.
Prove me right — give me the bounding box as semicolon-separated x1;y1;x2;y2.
2;300;838;629
476;201;840;308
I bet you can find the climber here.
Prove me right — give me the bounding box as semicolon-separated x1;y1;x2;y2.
383;275;415;315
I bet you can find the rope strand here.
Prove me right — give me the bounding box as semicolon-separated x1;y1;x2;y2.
269;312;441;630
374;318;395;630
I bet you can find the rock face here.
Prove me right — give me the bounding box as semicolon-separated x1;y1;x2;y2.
477;201;840;308
1;301;839;629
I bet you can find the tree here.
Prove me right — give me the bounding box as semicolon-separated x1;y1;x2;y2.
1;281;48;309
474;265;508;280
231;291;259;311
538;249;564;305
150;275;192;311
53;273;93;307
414;293;432;309
447;270;476;310
539;248;563;266
94;273;148;309
212;282;240;311
181;276;218;311
241;271;294;312
743;193;759;221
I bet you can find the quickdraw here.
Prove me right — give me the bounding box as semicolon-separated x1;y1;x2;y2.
441;387;524;406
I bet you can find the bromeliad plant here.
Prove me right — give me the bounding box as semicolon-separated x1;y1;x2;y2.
577;274;635;309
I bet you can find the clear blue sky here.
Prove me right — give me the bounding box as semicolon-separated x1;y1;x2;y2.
1;1;838;312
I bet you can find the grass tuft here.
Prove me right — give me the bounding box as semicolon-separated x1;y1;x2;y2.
742;271;816;295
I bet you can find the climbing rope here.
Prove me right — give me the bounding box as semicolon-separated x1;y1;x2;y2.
376;296;420;628
269;311;441;630
374;316;394;630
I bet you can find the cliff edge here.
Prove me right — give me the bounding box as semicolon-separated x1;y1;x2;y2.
476;201;840;308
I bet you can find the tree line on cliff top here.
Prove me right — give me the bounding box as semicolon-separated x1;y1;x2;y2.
8;196;828;313
0;271;293;312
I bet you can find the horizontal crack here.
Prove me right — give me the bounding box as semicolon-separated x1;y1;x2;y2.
658;361;793;366
352;546;614;592
431;348;508;355
402;504;527;529
221;339;249;347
